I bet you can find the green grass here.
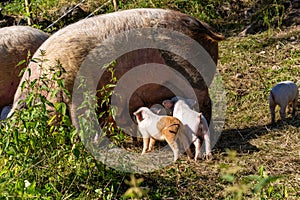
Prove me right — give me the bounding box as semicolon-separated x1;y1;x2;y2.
0;0;300;199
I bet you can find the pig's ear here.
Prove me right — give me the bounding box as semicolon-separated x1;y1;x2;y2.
134;110;144;122
150;107;161;114
162;100;174;109
185;99;197;108
134;107;145;115
150;104;167;115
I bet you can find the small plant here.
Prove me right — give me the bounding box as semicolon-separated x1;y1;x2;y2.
0;52;125;198
0;51;73;197
221;150;287;199
259;0;284;32
2;0;59;21
97;62;129;146
76;61;128;150
122;174;149;199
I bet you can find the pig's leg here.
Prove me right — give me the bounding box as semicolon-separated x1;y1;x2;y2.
179;132;193;159
292;98;297;116
203;131;212;160
141;137;150;155
177;125;193;159
185;146;193;160
148;138;156;152
269;100;276;124
200;114;212;160
279;105;287;121
194;138;201;161
164;131;179;162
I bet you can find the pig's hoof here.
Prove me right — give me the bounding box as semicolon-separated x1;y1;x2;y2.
205;153;213;161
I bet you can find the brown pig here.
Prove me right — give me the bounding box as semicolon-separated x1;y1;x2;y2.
8;9;224;135
0;26;48;111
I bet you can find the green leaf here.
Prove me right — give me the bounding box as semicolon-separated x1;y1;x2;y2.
48;115;57;125
54;102;67;115
16;59;26;67
253;176;283;193
221;174;235;183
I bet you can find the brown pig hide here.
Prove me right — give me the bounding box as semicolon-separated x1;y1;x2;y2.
0;26;48;113
8;9;224;136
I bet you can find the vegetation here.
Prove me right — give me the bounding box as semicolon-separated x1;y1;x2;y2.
1;0;296;34
0;0;299;199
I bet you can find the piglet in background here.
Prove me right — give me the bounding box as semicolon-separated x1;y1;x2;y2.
269;81;299;124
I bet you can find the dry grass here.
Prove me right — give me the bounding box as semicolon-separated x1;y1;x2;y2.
137;26;300;199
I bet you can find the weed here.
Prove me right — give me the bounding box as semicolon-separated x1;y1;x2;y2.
122;174;149;199
0;52;128;199
220;150;287;199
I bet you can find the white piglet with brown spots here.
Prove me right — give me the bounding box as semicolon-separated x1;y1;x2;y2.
163;99;212;160
134;107;193;162
269;81;299;123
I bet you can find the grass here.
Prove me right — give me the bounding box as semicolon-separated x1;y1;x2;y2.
213;26;300;199
219;27;300;128
0;0;300;199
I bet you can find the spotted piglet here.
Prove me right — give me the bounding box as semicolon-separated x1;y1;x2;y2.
133;107;193;162
163;99;212;160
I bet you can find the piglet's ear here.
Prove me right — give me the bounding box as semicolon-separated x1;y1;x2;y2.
150;107;161;114
162;100;174;109
134;111;144;122
185;99;197;108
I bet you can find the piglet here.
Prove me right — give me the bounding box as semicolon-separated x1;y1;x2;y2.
269;81;299;123
163;99;212;160
133;107;193;162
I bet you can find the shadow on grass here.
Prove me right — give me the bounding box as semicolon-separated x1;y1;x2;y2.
214;115;300;153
